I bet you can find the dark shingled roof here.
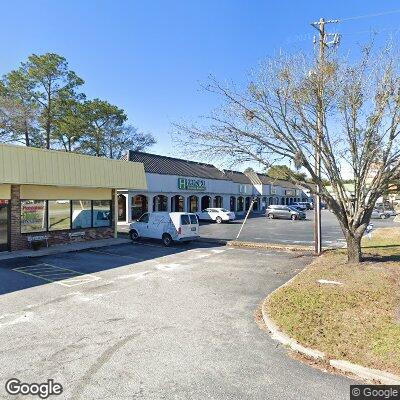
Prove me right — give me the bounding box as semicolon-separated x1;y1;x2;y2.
128;151;229;181
223;170;252;184
255;173;273;185
127;151;303;190
255;173;298;188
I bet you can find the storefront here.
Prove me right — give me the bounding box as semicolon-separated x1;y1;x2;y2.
0;144;146;252
118;151;309;224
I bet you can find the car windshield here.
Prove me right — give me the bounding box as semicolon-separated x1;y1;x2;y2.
221;209;230;213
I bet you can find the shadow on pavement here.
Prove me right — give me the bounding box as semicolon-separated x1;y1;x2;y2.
0;239;224;296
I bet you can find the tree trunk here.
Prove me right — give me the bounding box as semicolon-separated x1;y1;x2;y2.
24;120;30;146
345;233;362;263
24;131;30;147
46;89;51;149
46;118;51;149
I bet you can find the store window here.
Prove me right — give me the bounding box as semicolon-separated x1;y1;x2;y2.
153;195;168;212
118;194;126;221
72;200;92;229
237;197;244;212
188;195;198;213
93;200;112;227
21;200;47;233
21;199;112;233
48;200;71;231
214;196;223;208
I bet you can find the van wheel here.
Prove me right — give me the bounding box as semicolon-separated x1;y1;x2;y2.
162;233;173;247
291;214;297;221
215;216;223;224
268;213;274;219
130;229;139;241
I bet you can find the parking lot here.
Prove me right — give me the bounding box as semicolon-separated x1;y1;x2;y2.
207;211;399;247
119;210;398;248
0;242;354;399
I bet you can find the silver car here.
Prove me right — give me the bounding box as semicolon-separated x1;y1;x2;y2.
266;205;306;220
371;209;391;219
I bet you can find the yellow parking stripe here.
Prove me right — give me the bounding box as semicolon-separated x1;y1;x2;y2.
12;263;100;287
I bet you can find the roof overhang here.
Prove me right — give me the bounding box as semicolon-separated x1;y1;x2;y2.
0;144;147;190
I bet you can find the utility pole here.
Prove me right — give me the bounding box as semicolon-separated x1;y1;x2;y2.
311;18;340;255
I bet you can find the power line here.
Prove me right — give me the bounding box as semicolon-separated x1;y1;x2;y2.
340;27;400;36
340;8;400;22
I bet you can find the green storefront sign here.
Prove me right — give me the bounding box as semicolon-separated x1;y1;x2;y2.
178;177;206;191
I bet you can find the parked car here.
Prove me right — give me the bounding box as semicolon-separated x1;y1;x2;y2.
266;205;306;220
375;204;397;216
129;212;199;246
371;209;391;219
294;201;313;210
196;208;235;223
292;202;307;211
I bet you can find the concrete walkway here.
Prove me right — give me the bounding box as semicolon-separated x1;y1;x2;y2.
0;238;131;260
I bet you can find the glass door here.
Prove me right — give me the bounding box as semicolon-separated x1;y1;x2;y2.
0;201;9;252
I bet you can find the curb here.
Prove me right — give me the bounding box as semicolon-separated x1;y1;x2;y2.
198;237;315;252
261;282;400;385
228;240;314;252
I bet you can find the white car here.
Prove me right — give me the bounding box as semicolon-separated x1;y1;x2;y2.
371;209;391;219
129;212;199;246
196;208;235;223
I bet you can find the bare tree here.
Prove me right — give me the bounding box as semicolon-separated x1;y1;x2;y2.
174;44;400;263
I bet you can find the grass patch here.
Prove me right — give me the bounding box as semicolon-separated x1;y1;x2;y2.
267;227;400;375
362;227;400;259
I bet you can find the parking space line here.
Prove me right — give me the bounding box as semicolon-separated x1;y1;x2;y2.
12;263;100;287
88;249;146;261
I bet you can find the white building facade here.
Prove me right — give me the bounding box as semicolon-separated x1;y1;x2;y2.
118;151;310;223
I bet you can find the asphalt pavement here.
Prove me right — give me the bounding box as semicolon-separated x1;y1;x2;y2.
0;241;355;399
198;210;398;247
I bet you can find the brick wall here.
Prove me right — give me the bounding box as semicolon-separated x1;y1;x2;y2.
10;185;24;251
9;184;115;251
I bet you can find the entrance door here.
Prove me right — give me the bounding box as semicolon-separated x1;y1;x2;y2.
0;201;9;252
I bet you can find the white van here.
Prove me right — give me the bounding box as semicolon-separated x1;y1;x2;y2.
129;212;200;246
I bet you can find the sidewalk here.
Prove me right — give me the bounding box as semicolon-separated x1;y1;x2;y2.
0;238;132;261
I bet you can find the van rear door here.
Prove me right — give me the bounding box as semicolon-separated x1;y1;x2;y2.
189;214;199;236
179;214;199;238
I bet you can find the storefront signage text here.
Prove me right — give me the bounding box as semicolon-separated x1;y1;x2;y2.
178;178;206;191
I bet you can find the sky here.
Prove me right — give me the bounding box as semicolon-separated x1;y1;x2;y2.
2;0;400;165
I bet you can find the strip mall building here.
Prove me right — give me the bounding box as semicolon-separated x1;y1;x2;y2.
118;151;310;223
0;144;146;252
